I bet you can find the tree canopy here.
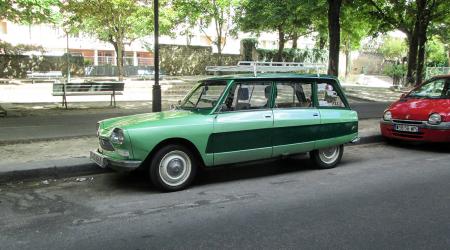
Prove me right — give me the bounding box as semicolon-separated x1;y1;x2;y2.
236;0;317;62
61;0;174;80
0;0;58;24
173;0;237;65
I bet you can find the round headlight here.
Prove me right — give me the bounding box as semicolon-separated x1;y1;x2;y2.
383;111;392;121
428;113;442;125
110;128;125;145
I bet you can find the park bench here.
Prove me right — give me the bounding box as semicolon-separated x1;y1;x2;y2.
27;71;63;84
52;81;125;109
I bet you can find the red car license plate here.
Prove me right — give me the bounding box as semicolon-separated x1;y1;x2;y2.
394;124;419;133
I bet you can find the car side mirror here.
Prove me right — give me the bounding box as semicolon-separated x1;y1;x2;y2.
177;100;181;105
400;93;406;99
217;104;228;113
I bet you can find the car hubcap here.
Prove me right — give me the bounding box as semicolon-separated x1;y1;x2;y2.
159;150;191;187
318;146;340;164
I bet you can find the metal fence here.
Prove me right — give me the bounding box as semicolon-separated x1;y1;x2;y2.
85;65;157;77
425;67;450;79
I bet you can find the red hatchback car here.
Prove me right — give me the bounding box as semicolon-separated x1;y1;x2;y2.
380;75;450;142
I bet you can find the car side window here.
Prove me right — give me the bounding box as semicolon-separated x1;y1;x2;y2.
317;83;346;107
275;82;312;108
220;81;272;112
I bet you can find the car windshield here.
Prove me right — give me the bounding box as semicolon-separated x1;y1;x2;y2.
179;81;228;111
408;78;450;99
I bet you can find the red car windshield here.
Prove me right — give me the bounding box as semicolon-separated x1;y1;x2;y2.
408;78;450;99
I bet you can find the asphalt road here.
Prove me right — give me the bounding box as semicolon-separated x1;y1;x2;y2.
0;101;390;143
1;142;450;249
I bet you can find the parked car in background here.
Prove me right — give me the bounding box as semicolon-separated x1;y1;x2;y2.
381;75;450;142
91;73;359;191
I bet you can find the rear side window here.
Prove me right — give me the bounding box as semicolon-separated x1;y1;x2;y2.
317;83;346;107
275;82;313;108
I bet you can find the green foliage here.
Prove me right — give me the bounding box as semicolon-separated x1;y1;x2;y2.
0;41;45;55
340;2;378;53
0;54;85;78
61;0;174;78
384;63;406;79
61;0;166;42
159;45;239;75
256;48;327;63
0;0;59;24
426;37;448;67
241;38;257;61
173;0;238;64
237;0;316;35
378;36;408;61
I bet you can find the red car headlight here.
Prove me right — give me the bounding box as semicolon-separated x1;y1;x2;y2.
428;113;442;125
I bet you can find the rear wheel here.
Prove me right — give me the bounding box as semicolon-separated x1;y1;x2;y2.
310;145;343;169
149;144;197;192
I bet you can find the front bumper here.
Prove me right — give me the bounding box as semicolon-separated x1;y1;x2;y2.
380;119;450;142
90;150;142;172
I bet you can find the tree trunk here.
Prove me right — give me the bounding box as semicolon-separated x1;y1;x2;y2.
292;33;299;49
406;29;418;86
345;46;351;79
112;40;124;81
216;43;222;66
415;0;429;86
448;49;450;66
416;22;429;86
327;0;342;76
276;27;285;62
406;1;425;86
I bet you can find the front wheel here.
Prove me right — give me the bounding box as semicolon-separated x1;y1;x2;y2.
310;145;344;169
149;144;197;192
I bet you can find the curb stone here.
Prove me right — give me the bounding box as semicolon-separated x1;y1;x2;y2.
0;134;385;185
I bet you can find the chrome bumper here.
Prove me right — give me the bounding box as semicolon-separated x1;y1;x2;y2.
381;119;450;130
350;137;360;143
90;150;142;172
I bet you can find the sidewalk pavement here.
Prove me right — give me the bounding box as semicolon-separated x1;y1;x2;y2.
0;118;383;184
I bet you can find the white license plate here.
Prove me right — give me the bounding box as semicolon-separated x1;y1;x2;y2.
90;151;107;168
394;124;419;133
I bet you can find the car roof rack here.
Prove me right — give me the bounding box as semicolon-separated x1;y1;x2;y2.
205;61;326;77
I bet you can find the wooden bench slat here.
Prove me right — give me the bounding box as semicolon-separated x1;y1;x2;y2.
52;81;125;108
52;92;124;96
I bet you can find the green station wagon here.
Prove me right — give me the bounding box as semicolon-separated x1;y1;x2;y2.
90;73;359;191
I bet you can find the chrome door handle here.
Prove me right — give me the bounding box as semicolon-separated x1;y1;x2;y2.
313;113;319;117
265;115;272;118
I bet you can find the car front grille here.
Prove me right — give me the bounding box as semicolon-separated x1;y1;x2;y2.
99;138;114;151
392;119;423;125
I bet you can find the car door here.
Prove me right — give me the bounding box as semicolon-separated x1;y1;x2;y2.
315;80;358;148
272;80;321;156
208;80;274;165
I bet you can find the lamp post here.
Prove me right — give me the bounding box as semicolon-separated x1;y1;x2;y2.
152;0;161;112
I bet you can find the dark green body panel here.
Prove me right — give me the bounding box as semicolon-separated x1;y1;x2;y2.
206;121;357;154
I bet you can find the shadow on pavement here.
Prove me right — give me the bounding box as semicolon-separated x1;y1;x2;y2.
385;140;450;153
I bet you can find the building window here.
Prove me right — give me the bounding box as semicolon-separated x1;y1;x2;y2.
98;51;115;65
124;51;134;66
137;52;152;66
